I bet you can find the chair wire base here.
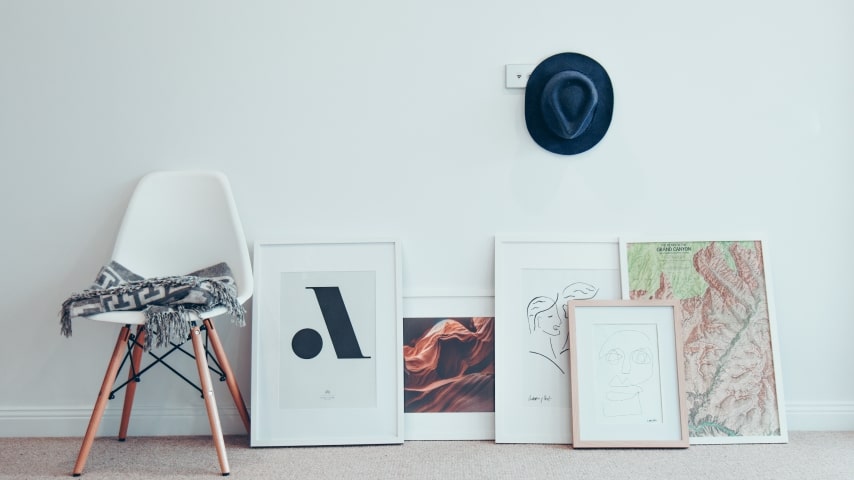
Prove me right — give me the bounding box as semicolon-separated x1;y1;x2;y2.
109;322;228;400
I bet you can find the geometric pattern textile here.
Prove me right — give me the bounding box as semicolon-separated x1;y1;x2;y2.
60;261;244;350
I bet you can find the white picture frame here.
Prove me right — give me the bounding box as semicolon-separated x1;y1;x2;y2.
494;235;622;444
568;300;690;448
402;291;495;440
250;240;403;446
620;238;787;444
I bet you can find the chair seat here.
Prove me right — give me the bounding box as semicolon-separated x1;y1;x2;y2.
86;306;231;325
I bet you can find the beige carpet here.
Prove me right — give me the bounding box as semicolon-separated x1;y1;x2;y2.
1;432;852;479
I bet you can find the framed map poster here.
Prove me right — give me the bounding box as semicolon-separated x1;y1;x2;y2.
494;235;622;443
250;240;403;446
620;239;787;444
403;292;495;440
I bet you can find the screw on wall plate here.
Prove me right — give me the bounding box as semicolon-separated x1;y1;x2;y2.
505;64;535;88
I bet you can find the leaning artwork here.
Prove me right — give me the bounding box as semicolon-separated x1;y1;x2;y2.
620;239;787;444
569;300;689;448
402;294;496;440
494;236;622;443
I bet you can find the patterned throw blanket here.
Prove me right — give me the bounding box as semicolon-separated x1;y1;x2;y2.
60;261;245;351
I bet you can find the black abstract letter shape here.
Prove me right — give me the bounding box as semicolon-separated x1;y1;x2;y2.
306;286;371;359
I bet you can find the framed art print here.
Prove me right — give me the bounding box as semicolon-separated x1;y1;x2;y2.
403;292;495;440
568;300;689;448
620;238;787;444
250;240;403;446
494;235;622;444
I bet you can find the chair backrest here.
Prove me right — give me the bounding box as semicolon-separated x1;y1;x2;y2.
111;170;253;304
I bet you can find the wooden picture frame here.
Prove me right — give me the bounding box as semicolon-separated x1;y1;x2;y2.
568;300;689;448
250;240;403;446
402;291;495;440
620;238;787;444
494;235;622;444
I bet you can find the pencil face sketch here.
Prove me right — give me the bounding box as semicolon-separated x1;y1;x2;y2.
527;282;599;374
594;325;663;424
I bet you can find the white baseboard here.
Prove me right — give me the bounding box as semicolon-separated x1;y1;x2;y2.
1;402;852;438
785;402;854;431
0;405;249;438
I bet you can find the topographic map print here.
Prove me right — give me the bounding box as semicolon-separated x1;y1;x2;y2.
626;241;781;440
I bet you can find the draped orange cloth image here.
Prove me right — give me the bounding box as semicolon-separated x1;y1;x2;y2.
403;317;495;413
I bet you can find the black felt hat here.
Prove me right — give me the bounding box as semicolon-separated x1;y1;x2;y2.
525;52;614;155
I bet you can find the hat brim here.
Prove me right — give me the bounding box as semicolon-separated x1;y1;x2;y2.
525;53;614;155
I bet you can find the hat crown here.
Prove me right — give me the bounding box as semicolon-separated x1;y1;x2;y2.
540;70;598;140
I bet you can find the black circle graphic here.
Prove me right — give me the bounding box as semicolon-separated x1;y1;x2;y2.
292;328;323;359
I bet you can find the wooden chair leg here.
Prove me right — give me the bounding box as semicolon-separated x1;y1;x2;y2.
72;326;131;477
203;318;250;434
118;325;147;441
191;324;230;476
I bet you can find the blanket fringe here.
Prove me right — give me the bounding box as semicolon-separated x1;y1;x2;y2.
145;306;193;350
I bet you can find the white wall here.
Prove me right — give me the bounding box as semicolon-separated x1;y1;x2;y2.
1;0;852;436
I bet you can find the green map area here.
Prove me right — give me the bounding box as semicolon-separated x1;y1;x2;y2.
627;241;755;299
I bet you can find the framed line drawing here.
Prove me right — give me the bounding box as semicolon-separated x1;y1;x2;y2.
494;235;622;444
620;238;787;444
250;240;403;446
402;291;495;440
568;300;689;448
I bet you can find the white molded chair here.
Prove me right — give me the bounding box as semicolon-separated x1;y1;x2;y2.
72;171;253;477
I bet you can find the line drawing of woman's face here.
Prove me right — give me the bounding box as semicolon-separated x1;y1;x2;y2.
525;283;602;375
535;303;562;337
527;296;557;336
526;296;567;365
